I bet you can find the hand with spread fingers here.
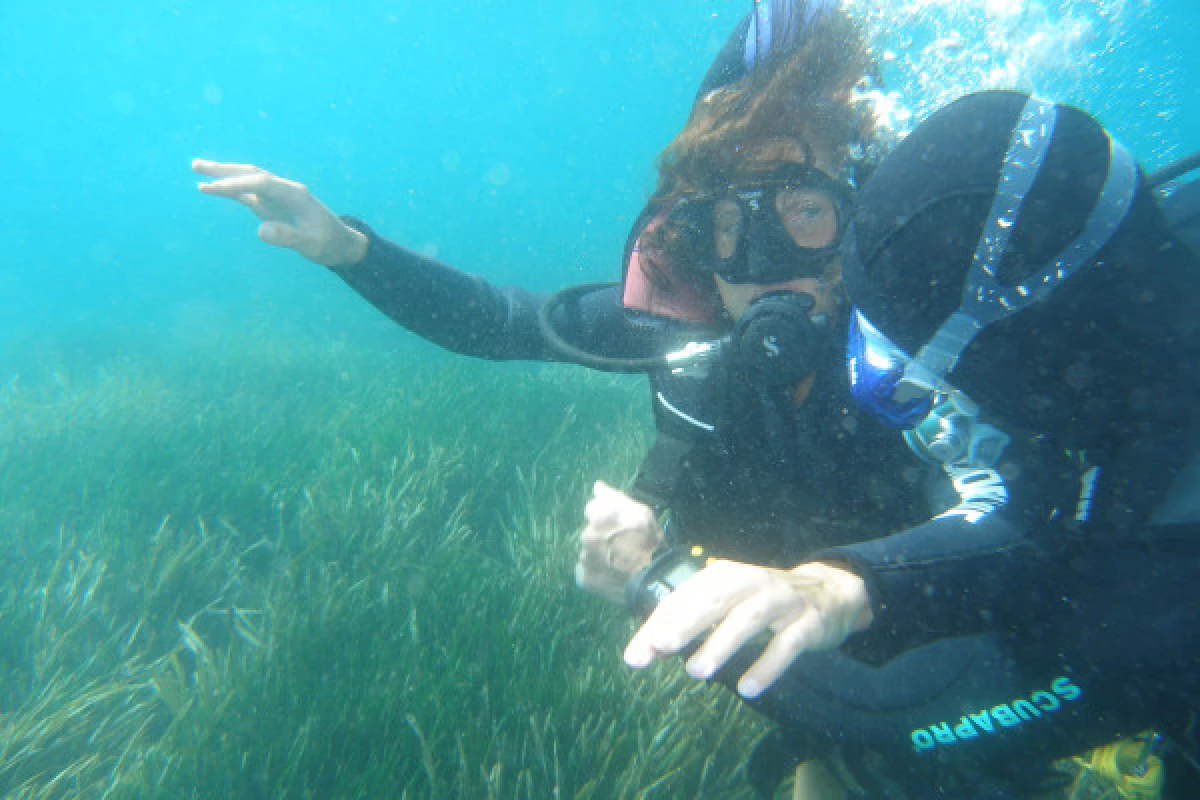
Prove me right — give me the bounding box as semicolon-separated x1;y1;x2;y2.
192;160;368;268
575;481;665;603
623;559;873;698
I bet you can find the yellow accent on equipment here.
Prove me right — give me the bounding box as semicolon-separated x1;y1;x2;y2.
1053;731;1164;800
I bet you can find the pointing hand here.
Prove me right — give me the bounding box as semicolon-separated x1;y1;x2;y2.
192;159;368;268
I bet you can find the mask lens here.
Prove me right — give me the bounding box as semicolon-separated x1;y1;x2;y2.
712;197;743;260
776;188;839;249
665;166;849;283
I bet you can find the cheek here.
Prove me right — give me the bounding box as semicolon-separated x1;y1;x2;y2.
716;282;753;319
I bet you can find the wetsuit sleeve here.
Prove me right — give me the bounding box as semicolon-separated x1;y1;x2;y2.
330;217;558;361
818;433;1200;658
726;536;1200;796
814;511;1049;658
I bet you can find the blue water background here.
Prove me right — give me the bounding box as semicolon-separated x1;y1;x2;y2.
0;0;1196;364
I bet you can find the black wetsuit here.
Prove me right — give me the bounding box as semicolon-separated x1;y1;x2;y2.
333;206;1200;797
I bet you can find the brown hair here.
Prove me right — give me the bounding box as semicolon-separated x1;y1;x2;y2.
655;9;876;197
635;9;876;301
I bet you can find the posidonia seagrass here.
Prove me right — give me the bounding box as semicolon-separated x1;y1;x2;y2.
0;326;767;799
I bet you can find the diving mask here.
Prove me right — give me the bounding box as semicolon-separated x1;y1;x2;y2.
667;164;852;285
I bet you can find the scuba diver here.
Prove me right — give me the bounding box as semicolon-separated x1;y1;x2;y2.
623;89;1200;798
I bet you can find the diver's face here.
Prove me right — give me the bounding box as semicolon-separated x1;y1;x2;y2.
711;186;842;261
710;140;844;321
708;137;845;320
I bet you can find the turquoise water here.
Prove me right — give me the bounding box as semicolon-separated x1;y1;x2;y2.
0;1;1196;797
1;0;733;354
1;0;1194;355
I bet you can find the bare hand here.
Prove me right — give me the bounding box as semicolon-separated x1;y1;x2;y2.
575;481;664;603
623;560;872;698
192;159;368;268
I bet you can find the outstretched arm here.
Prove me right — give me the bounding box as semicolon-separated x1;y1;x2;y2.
193;159;644;363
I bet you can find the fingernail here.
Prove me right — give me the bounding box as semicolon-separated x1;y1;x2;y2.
686;658;714;680
624;645;650;669
738;678;762;699
260;224;277;242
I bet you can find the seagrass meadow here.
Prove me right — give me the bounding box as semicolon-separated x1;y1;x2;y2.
0;323;769;799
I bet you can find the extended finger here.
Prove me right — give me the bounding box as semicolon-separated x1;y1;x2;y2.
632;570;753;659
624;580;717;668
191;159;265;178
624;617;664;669
625;594;713;668
684;583;797;681
197;172;304;202
736;608;825;698
206;191;263;213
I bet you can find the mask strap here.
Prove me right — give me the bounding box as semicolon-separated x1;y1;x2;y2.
1003;138;1137;305
909;100;1139;389
903;102;1137;471
907;96;1058;385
